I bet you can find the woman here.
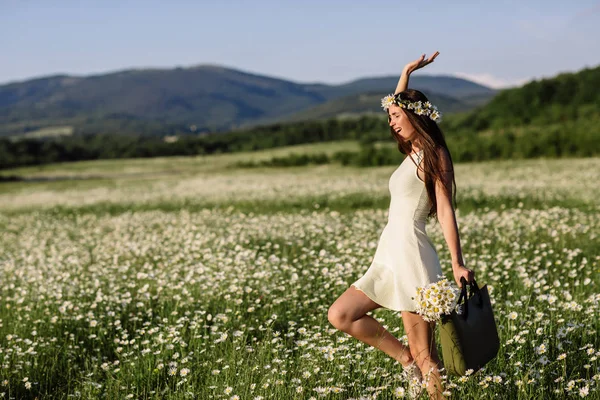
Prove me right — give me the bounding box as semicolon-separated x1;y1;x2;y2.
327;52;475;400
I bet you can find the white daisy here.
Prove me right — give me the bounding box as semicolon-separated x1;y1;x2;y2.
381;94;396;110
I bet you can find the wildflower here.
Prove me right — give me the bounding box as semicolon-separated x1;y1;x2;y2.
215;332;228;343
180;368;190;377
535;344;547;354
586;348;595;355
381;95;396;110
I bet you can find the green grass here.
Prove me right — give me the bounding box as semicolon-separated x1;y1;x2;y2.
0;146;598;399
1;191;597;220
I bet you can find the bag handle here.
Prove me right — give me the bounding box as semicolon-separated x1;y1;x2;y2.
469;279;484;307
458;277;484;319
458;277;469;320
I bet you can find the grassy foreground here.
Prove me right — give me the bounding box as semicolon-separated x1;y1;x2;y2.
0;144;598;399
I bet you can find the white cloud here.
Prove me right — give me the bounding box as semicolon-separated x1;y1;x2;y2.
451;72;530;89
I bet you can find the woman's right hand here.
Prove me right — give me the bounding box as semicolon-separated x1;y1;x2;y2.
404;51;440;75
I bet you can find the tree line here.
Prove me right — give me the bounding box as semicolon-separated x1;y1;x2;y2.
2;112;598;171
0;117;386;170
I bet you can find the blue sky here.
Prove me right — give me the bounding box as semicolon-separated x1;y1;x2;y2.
1;0;599;88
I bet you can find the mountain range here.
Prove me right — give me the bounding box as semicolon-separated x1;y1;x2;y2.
0;65;496;137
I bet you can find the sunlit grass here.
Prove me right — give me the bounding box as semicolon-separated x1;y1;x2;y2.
0;150;598;399
1;155;599;214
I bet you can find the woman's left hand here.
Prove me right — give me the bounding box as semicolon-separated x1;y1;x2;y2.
404;51;440;74
452;264;475;287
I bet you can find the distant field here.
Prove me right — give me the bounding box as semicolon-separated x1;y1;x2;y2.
0;145;598;399
10;125;74;140
0;140;362;179
0;142;598;213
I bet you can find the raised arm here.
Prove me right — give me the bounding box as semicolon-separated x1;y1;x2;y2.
394;51;440;94
434;146;474;286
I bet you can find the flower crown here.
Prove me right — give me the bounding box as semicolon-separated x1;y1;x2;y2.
380;93;442;122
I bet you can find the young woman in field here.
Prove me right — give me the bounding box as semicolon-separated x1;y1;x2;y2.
327;52;475;399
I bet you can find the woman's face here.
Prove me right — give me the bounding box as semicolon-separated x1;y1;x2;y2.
388;104;416;141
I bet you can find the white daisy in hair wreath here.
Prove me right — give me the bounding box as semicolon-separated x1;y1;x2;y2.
380;93;443;123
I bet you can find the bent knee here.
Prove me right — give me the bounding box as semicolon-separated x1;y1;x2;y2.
327;305;351;331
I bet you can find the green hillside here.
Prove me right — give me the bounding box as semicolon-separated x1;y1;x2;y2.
0;66;493;138
444;65;600;132
0;66;327;136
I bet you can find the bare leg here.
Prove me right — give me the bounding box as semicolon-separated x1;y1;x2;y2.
327;285;413;366
402;311;445;399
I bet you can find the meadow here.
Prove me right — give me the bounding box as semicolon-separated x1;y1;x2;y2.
0;141;598;399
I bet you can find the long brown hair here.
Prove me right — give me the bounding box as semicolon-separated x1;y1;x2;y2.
388;89;457;218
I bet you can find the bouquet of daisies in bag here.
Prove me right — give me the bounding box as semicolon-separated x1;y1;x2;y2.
413;277;460;322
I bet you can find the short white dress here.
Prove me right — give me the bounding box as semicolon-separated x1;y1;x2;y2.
351;150;443;312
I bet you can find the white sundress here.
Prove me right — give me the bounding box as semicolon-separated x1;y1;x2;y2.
351;150;443;312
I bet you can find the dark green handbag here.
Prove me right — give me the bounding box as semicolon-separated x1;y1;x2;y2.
440;278;500;376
